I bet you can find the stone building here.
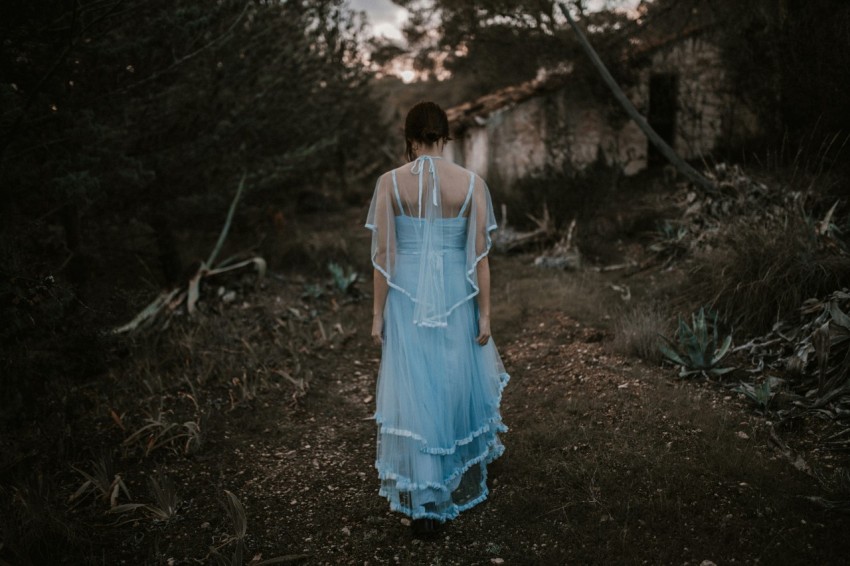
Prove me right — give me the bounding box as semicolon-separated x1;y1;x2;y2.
444;26;760;191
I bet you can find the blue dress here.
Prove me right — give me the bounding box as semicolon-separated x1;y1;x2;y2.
366;159;509;522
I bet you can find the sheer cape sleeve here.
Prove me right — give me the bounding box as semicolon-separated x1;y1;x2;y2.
365;163;498;327
365;173;397;288
464;174;498;303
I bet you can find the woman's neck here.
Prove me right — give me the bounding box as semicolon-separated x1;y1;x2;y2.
414;143;443;158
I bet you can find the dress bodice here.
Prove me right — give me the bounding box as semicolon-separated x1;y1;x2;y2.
395;215;468;253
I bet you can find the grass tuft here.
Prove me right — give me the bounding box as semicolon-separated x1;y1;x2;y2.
610;302;670;363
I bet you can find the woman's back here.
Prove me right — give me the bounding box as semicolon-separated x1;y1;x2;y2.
389;156;476;219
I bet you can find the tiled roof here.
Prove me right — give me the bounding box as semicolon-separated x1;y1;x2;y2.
446;71;572;132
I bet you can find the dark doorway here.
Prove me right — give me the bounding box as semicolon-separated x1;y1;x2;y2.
647;73;679;165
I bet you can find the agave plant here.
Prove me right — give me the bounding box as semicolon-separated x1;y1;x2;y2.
649;220;689;263
660;307;735;377
735;376;784;411
327;262;358;294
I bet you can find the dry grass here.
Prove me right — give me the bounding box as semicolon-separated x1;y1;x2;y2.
610;302;670;362
4;198;850;563
689;215;850;335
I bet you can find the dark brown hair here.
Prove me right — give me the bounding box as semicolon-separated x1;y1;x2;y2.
404;101;451;162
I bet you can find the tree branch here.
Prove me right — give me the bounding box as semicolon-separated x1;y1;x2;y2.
558;1;717;193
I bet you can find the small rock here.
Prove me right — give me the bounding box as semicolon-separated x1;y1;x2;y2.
341;526;351;536
491;559;505;564
400;518;411;527
201;522;210;530
736;431;750;440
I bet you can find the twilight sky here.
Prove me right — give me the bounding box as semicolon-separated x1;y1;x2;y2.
348;0;643;43
348;0;409;42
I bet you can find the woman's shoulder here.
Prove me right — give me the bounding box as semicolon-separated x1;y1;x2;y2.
375;164;410;182
438;160;489;183
377;160;487;184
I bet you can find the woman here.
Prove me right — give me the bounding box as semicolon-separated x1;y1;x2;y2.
365;101;509;537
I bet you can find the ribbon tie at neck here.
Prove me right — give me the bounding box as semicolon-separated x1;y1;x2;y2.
410;155;441;213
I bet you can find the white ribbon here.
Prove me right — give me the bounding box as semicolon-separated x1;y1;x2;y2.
410;155;441;215
410;155;447;327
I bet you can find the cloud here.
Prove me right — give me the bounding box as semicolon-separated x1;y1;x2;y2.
349;0;408;39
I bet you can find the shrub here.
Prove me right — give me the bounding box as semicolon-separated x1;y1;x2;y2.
495;159;621;232
688;214;850;336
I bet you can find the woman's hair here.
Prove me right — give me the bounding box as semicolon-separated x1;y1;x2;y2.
404;101;451;162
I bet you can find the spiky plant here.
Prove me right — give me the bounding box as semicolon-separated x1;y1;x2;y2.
327;262;358;294
660;307;734;377
735;376;784;411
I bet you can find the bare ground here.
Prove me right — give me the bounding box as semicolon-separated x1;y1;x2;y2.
3;208;850;565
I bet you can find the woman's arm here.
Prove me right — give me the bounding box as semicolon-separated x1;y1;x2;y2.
475;256;491;345
473;176;492;346
372;269;389;345
370;173;393;346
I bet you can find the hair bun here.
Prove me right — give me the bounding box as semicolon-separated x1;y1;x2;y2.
404;101;450;160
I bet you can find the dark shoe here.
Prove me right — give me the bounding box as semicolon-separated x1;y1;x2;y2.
411;518;440;539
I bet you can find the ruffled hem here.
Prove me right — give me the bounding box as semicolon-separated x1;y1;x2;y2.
373;371;510;455
376;438;504;492
375;419;508;455
378;440;504;521
364;221;498;324
374;369;508;521
386;486;488;522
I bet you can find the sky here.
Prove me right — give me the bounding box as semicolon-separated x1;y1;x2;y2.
348;0;644;43
348;0;643;82
348;0;409;42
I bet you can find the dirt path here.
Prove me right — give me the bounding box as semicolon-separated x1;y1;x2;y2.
196;255;849;565
17;207;845;565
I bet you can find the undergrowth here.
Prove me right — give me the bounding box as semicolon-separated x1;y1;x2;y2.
496;159;622;232
689;214;850;335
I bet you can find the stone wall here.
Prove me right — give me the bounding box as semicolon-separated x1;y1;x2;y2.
641;34;760;160
446;90;646;187
446;32;760;192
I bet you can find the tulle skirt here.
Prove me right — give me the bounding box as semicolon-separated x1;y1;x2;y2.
374;249;509;522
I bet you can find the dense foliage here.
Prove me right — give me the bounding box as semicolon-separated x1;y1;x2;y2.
634;0;850;166
0;0;383;409
382;0;637;103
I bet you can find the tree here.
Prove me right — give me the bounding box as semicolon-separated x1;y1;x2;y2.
387;0;635;98
0;0;384;401
635;0;850;167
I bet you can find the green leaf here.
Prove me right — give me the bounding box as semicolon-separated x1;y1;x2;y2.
708;366;735;376
713;334;733;363
659;342;687;367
